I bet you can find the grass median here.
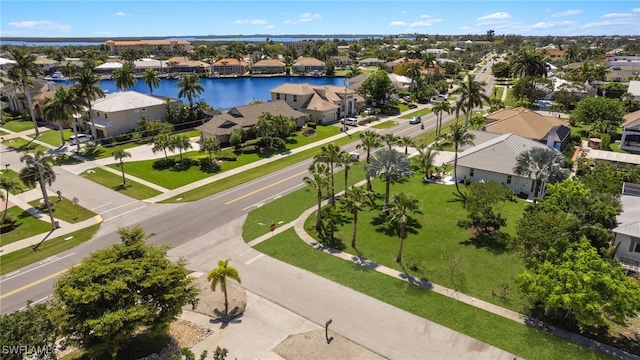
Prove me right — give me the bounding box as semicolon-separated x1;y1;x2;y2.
254;228;610;360
0;207;52;246
28;197;97;223
82;168;162;200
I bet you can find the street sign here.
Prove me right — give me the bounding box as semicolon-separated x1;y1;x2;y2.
270;223;276;232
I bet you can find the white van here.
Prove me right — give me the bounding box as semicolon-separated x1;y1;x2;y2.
69;134;93;145
341;117;358;126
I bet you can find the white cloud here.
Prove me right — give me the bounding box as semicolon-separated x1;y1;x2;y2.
601;13;634;18
418;14;442;22
633;8;640;13
265;25;275;29
551;9;583;18
251;19;267;25
283;20;295;25
390;21;407;26
460;26;472;30
528;20;576;30
7;20;71;32
582;20;629;28
409;21;433;27
234;20;248;24
477;12;511;21
114;11;130;17
299;13;321;22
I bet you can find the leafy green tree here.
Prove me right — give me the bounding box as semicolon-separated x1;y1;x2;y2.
0;302;60;360
512;76;553;104
229;128;244;149
385;192;421;262
42;87;83;149
357;130;382;191
366;149;414;205
169;134;193;163
314;143;342;205
0;177;21;222
570;97;625;134
516;240;640;331
452;74;489;127
432;101;451;136
597;82;628;99
304;162;331;231
176;74;205;110
142;68;161;95
491;61;511;78
53;225;198;359
7;48;42;136
208;259;242;315
440;123;475;194
357;70;396;106
456;180;509;236
200;137;221;166
341;186;371;248
74;68;105;139
112;62;136;91
577;161;625;196
513;147;567;199
112;148;132;184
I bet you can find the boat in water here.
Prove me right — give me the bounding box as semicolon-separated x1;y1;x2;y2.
43;71;67;81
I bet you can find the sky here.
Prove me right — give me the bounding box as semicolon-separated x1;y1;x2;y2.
1;1;639;38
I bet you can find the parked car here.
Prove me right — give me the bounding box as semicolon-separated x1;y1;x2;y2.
341;117;358;126
409;116;422;124
69;134;93;145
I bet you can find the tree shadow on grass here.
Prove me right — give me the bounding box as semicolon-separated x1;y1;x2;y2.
113;183;132;192
459;231;512;255
370;214;422;238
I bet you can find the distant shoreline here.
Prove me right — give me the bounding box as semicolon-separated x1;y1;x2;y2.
0;34;389;43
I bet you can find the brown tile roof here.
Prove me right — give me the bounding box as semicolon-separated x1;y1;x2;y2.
623;110;640;128
292;57;325;66
253;59;286;67
485;107;569;140
213;58;249;67
270;83;316;95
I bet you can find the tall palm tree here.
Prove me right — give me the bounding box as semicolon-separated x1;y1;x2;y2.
151;133;171;160
314;143;342;205
513;147;568;199
511;49;548;78
199;137;221;166
399;136;414;155
357;130;382;191
19;150;56;229
366;148;414;205
303;162;330;231
341;186;370;248
7;48;42;136
74;68;105;139
452;74;489;128
0;177;21;222
142;68;161;95
415;144;438;176
111;62;137;91
432;101;451;137
176;74;205;110
207;259;241;315
42;87;83;150
381;133;400;150
169;134;192;163
386;192;421;263
112;148;132;185
405;62;423;94
338;151;357;192
440;123;475;194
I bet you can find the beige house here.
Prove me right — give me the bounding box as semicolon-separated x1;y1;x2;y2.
167;57;209;75
484;107;571;151
270;83;364;124
196;101;306;143
90;91;175;138
291;57;325;74
103;39;193;54
211;58;248;76
251;59;286;75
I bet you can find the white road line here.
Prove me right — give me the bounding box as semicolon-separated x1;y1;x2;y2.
99;200;139;214
90;202;113;211
103;206;147;222
1;252;76;282
19;296;48;310
241;183;306;211
244;253;265;265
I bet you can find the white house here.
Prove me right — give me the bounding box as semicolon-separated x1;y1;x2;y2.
451;131;561;197
628;80;640;102
613;183;640;274
620;110;640;152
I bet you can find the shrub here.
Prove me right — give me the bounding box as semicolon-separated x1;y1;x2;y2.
152;158;177;169
215;149;238;161
178;157;200;168
243;138;262;147
301;127;316;137
241;145;258;154
358;119;370;126
305;121;317;129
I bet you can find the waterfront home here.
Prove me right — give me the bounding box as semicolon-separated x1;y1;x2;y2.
168;59;209;75
1;79;59;115
93;61;123;76
484;107;571;151
270;83;364;125
291;57;325;75
358;58;384;67
251;59;286;75
103;39;193;55
196;100;306;143
211;58;248;76
613;182;640;274
332;56;352;69
133;58;169;74
90;91;178;138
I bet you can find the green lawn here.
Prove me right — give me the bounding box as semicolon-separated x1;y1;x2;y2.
505;88;518;107
2;120;36;133
29;128;74;148
79;141;141;161
82;168;162;200
0;206;53;246
400;108;432;119
163;134;360;203
254;229;609;360
491;86;505;101
242;163;367;241
0;169;35;194
0;224;101;275
2;137;50;153
371;121;398;129
285;125;342;149
28;197;97;224
0;130;8;136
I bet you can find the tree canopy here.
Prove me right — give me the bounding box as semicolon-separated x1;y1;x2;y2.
570;97;625;134
357;70;395;106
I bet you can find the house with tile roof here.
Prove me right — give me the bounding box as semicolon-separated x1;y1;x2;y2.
195;100;306;143
484;107;572;151
1;79;60;116
613;182;640;274
90;91;176;138
269;83;364;124
211;58;249;76
103;39;192;55
251;59;286;75
620;109;640;152
291;57;325;75
450;131;562;197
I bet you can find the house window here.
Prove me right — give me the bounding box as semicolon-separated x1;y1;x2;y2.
276;93;280;100
470;168;474;177
506;175;512;184
96;112;100;117
293;95;297;102
631;241;640;253
141;108;146;112
105;114;108;119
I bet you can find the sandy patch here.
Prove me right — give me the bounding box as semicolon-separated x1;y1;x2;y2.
273;329;386;360
184;274;247;322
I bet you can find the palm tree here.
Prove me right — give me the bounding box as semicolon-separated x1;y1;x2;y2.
207;259;241;315
338;151;357;192
432;101;451;137
341;186;370;248
511;49;548;78
303;162;330;231
142;68;161;95
74;68;105;139
357;130;382;191
366;148;414;205
406;62;423;94
176;74;205;110
0;177;21;222
440;123;475;194
314;143;342;205
415;144;438;176
385;192;421;263
488;98;506;113
42;87;83;150
169;134;192;163
111;62;136;91
151;133;171;160
7;48;42;136
399;136;414;155
381;134;400;150
513;147;568;199
452;74;489;128
112;148;132;185
19;150;56;229
199;137;220;166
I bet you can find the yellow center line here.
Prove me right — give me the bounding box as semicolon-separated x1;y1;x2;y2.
0;266;75;300
224;169;309;205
